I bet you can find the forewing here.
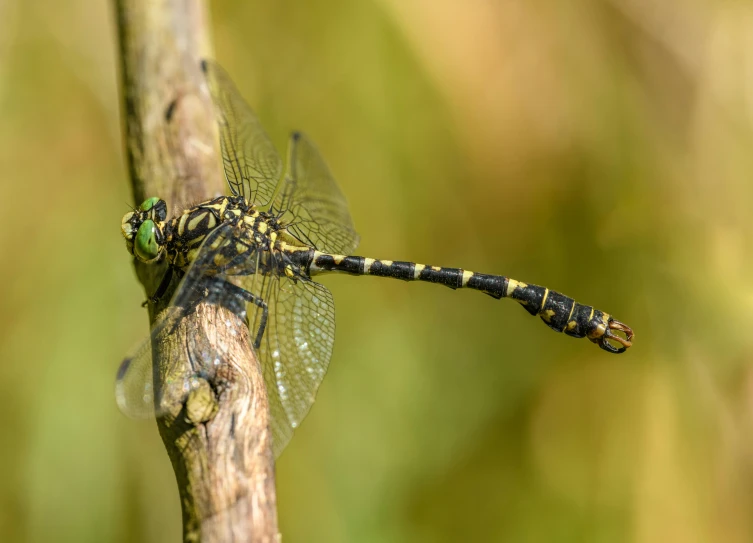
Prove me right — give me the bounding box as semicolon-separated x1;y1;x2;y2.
202;60;283;207
116;321;163;419
116;304;210;419
274;132;359;255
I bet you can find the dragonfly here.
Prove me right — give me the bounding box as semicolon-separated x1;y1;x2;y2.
117;60;633;457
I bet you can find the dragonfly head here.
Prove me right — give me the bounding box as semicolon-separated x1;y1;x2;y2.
121;197;168;263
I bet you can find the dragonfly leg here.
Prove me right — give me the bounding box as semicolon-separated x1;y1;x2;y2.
247;294;268;349
212;279;269;349
142;265;175;306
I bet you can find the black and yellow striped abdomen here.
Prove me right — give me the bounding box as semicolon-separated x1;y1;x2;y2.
299;251;632;353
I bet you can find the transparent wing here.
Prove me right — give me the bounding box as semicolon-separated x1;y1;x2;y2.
116;304;223;419
116;327;162;419
116;224;261;418
273;132;359;255
116;306;217;419
243;269;336;457
202;60;283;206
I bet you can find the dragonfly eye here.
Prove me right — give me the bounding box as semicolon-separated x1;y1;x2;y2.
139;197;168;222
134;219;163;262
139;197;160;212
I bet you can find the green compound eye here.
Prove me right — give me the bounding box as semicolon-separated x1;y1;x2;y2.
134;219;162;262
139;197;161;212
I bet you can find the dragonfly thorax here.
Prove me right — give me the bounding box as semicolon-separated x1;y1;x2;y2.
123;195;295;271
167;196;272;270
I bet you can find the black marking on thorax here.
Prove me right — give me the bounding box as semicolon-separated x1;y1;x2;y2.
163;196;298;271
166;197;226;254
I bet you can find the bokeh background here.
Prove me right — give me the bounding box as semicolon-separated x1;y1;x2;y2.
2;0;753;541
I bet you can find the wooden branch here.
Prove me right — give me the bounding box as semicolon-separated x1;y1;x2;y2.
113;1;279;541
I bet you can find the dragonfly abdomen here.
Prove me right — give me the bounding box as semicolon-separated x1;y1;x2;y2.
306;251;633;353
307;252;478;287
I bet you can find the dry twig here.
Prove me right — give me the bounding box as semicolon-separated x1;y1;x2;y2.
114;0;279;540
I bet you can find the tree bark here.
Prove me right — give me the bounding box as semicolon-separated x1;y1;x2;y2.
113;1;279;541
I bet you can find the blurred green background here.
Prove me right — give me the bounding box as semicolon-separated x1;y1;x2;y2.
2;0;752;541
